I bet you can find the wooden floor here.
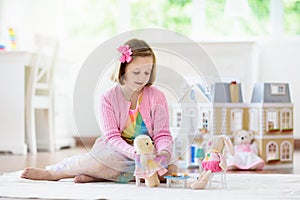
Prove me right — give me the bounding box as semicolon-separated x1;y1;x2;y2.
0;146;299;175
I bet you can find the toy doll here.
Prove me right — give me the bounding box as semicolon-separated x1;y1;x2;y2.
134;135;167;187
191;135;235;190
226;130;264;170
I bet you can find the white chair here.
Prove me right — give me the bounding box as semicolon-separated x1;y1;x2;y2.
25;35;59;154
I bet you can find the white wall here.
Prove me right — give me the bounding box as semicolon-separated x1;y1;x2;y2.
1;0;299;139
0;0;62;51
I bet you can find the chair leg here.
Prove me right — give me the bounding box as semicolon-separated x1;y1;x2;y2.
136;177;141;186
26;108;37;154
223;171;227;189
48;107;55;152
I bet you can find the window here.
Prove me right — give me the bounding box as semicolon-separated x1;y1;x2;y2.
281;110;293;131
231;109;243;132
200;111;209;133
249;109;259;132
63;0;119;40
172;104;182;128
205;0;270;38
62;0;192;40
266;110;278;132
176;112;182;127
270;84;286;95
60;0;300;42
283;0;300;35
130;0;192;36
174;137;186;162
266;142;278;161
281;141;292;161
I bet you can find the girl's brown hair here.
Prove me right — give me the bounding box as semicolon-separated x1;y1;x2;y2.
112;38;156;86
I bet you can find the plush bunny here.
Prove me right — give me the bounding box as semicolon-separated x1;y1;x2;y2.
226;130;265;170
134;135;167;187
191;135;235;190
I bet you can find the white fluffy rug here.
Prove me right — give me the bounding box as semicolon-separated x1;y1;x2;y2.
0;171;300;200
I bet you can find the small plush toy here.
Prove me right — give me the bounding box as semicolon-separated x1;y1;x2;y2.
226;130;264;170
134;135;167;187
191;135;235;190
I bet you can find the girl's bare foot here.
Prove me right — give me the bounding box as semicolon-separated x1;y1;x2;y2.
74;174;106;183
21;167;72;181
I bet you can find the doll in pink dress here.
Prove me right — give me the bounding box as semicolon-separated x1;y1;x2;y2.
191;135;235;190
226;130;265;170
134;135;167;187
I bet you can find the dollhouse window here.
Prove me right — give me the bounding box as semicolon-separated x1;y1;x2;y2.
249;109;258;132
231;109;243;132
172;104;182;128
266;110;278;132
200;111;210;133
270;84;285;95
280;141;292;161
281;110;293;131
266;142;279;161
176;112;182;127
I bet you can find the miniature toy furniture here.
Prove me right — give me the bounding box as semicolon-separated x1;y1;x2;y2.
208;171;226;189
164;175;190;188
25;35;59;154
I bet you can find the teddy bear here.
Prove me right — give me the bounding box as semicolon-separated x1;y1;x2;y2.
191;135;235;190
226;129;265;170
133;135;167;187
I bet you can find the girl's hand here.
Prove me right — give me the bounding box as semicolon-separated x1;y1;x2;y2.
158;151;170;160
155;155;167;166
155;151;170;166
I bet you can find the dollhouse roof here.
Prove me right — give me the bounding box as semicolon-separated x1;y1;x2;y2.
195;83;211;102
251;83;291;103
211;82;243;103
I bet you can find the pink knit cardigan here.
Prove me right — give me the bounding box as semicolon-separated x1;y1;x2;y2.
99;85;173;160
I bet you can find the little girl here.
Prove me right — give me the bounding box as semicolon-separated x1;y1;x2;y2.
21;38;175;183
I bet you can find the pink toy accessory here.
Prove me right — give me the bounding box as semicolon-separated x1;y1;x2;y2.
117;45;132;63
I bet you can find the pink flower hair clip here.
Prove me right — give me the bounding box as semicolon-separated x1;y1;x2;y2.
117;45;132;63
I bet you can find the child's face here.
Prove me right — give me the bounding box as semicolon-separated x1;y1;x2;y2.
123;56;153;91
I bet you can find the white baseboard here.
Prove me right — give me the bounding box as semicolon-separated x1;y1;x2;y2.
37;138;76;151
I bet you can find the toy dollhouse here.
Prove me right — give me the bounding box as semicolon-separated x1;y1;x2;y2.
172;82;294;169
249;83;293;168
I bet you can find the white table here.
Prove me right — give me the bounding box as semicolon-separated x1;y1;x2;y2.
0;51;32;155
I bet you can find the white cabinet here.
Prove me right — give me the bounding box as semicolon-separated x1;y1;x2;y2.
0;52;75;154
0;51;30;155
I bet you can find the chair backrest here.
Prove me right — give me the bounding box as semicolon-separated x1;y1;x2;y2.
27;35;59;99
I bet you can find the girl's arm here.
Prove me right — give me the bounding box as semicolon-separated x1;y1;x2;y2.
150;89;173;161
99;94;136;160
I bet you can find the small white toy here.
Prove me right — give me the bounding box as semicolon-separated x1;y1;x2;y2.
134;135;167;187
